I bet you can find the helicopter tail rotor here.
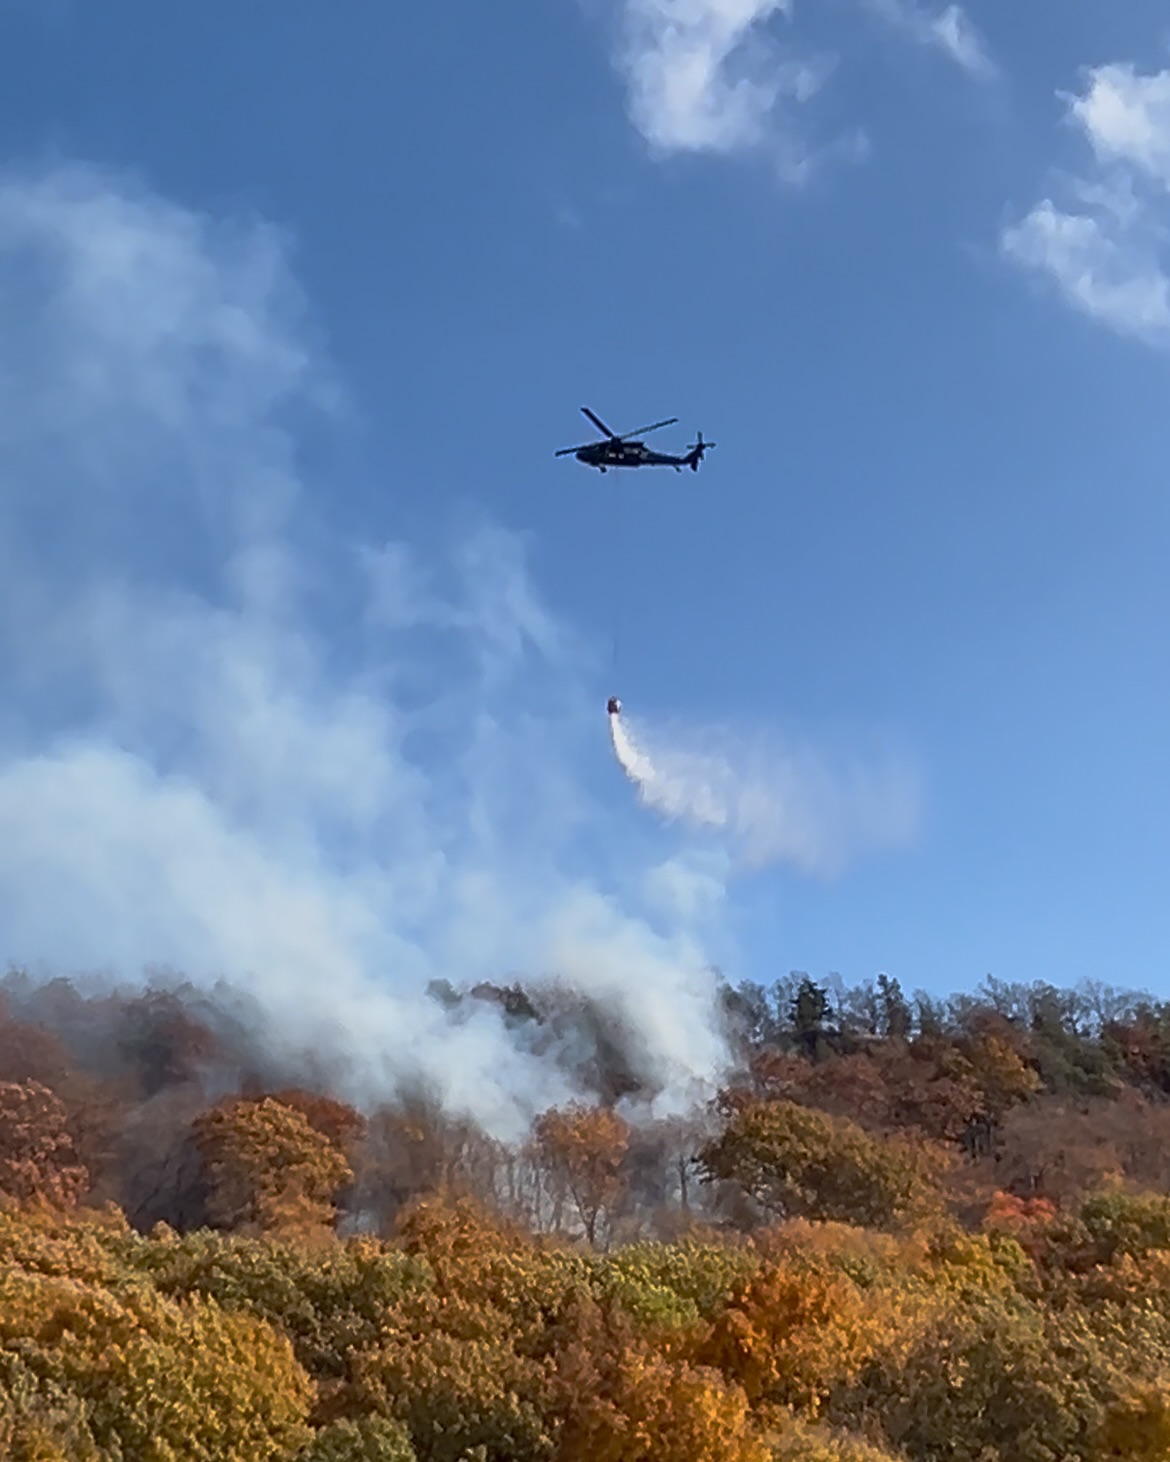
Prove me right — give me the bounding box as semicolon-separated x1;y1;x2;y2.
687;431;715;470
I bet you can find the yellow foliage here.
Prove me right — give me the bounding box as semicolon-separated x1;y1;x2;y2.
0;1265;313;1461
1095;1384;1170;1460
695;1252;939;1418
964;1033;1041;1116
0;1201;129;1286
770;1414;907;1462
555;1345;768;1462
393;1195;596;1350
120;1226;433;1382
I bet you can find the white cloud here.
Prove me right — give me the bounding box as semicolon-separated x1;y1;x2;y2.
865;0;994;78
615;0;830;168
0;161;732;1141
1001;197;1170;345
606;0;992;174
1002;62;1170;347
1069;63;1170;187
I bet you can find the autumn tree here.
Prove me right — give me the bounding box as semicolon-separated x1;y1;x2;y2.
192;1096;353;1239
0;1266;314;1460
698;1097;941;1229
350;1316;554;1462
0;1081;89;1208
350;1098;505;1233
543;1284;769;1462
532;1102;631;1246
114;989;219;1097
127;1227;430;1383
0;1007;74;1089
265;1089;367;1154
301;1415;417;1461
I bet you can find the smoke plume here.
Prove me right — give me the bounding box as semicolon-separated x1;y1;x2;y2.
0;161;732;1141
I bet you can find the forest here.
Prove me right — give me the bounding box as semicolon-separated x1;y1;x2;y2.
5;964;1170;1460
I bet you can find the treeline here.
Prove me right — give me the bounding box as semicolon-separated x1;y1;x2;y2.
5;964;1170;1457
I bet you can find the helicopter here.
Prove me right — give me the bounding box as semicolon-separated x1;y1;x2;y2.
555;407;715;473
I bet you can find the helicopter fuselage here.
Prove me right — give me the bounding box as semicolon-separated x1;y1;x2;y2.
574;439;689;472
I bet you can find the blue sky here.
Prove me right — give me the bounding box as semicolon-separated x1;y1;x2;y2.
1;1;1170;1116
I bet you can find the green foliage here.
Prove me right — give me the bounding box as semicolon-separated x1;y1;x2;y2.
121;1228;433;1379
831;1291;1170;1462
300;1416;417;1462
699;1099;940;1229
603;1238;760;1331
352;1326;554;1462
1079;1191;1170;1263
0;1353;102;1462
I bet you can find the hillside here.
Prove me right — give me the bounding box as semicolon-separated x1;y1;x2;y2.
3;967;1170;1458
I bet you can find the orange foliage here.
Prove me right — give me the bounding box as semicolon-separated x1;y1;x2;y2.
0;1080;89;1207
546;1286;768;1462
192;1096;352;1238
532;1102;630;1245
594;1353;768;1462
264;1089;366;1154
1096;1385;1170;1461
697;1261;869;1412
985;1191;1058;1231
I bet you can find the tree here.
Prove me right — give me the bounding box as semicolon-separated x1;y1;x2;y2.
0;1009;73;1090
531;1103;630;1246
771;1415;908;1462
264;1090;366;1155
789;978;832;1058
0;1267;314;1461
698;1097;941;1229
350;1099;503;1233
192;1097;353;1239
351;1321;553;1462
127;1226;431;1382
594;1353;769;1462
963;1031;1041;1120
0;1082;89;1208
301;1416;417;1461
543;1285;769;1462
874;974;912;1041
696;1260;874;1413
114;990;219;1098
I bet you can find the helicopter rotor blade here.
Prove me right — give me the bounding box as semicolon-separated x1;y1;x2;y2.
581;406;618;439
554;443;593;456
618;417;678;441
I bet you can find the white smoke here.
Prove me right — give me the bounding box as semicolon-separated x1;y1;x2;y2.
609;704;921;876
0;161;732;1141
